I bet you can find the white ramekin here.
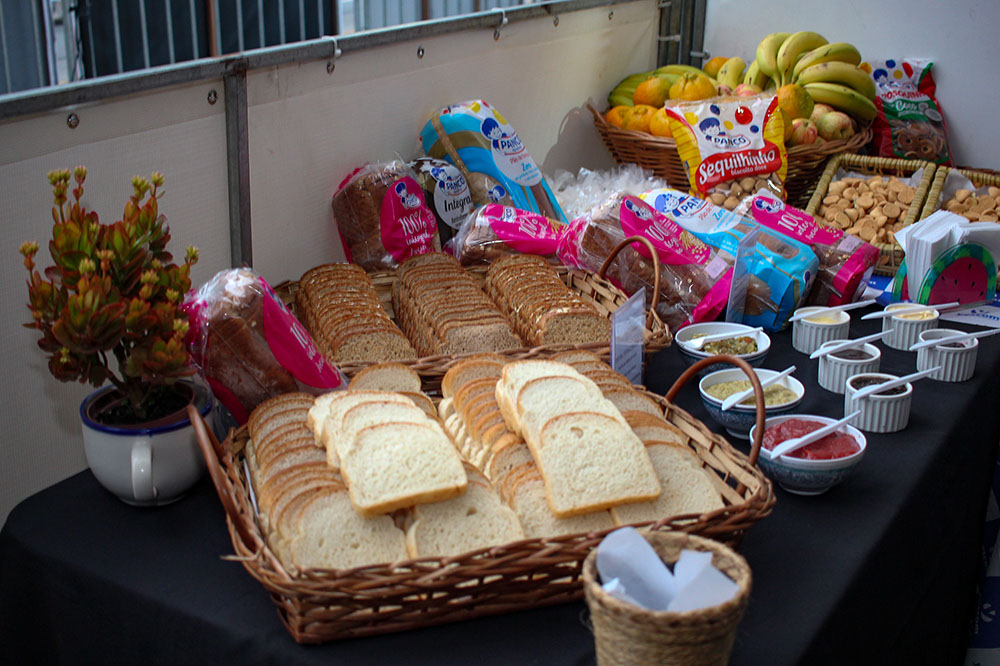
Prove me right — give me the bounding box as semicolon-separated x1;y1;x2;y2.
915;328;979;382
817;341;882;394
882;303;940;351
792;307;851;355
843;372;913;433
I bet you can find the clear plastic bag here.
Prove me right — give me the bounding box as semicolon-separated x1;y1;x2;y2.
451;204;563;266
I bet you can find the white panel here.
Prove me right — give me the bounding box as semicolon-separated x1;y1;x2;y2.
703;0;1000;170
0;81;231;524
246;1;659;282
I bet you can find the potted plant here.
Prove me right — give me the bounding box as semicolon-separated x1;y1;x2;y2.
20;167;212;505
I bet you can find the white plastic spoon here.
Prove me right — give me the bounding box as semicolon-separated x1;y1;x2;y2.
808;330;895;360
850;367;941;401
684;327;763;351
768;410;862;459
721;365;797;412
860;301;961;320
788;299;877;323
908;328;1000;352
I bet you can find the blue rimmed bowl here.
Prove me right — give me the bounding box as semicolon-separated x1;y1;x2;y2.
698;368;805;439
675;322;771;377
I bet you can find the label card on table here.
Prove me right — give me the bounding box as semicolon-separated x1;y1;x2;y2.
726;224;759;323
611;288;645;385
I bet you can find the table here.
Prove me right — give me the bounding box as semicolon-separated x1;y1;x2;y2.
2;313;998;665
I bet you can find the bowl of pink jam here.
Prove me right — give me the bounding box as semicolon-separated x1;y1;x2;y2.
750;414;867;495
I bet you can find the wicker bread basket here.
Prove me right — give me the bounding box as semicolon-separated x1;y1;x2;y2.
919;166;1000;220
589;103;873;208
805;153;936;276
189;355;774;644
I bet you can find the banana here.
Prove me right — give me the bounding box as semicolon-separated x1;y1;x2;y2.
716;57;746;90
775;31;828;86
796;61;876;100
607;71;651;107
755;33;790;82
791;42;862;81
803;82;877;122
653;64;706;77
743;59;770;90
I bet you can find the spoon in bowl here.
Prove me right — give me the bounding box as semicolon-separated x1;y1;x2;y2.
907;328;1000;352
860;301;961;321
721;365;797;412
684;327;763;351
768;410;863;459
808;329;895;360
788;299;877;324
850;366;941;401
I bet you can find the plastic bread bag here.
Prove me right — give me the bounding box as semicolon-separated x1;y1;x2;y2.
551;165;667;220
409;156;475;247
182;268;347;425
331;160;441;272
557;193;732;331
641;188;818;331
749;190;878;307
451;204;564;266
419;99;568;223
664;94;788;216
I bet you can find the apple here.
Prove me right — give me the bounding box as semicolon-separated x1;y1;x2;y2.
816;111;856;141
734;83;762;97
788;118;818;146
809;103;835;124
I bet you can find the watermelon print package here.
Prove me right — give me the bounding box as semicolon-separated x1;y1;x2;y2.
556;193;732;331
420;100;568;223
451;204;563;265
664;94;788;213
641;188;818;331
749;191;879;307
863;58;952;165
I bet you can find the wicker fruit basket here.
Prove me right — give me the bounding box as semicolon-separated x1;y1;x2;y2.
189;355;774;644
589;103;872;208
805;153;936;276
919;166;1000;220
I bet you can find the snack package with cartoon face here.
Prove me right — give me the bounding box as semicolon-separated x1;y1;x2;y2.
664;94;788;215
420;100;567;223
410;156;475;246
641;187;818;331
749;190;878;307
331;161;442;272
451;204;564;266
556;193;732;331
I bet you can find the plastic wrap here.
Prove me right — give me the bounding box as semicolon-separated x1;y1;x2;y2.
749;191;878;307
557;193;733;331
183;268;346;425
641;187;818;331
409;156;474;247
331;160;441;271
552;165;667;221
451;204;563;265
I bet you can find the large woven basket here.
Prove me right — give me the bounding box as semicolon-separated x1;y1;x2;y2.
189;355;774;644
919;166;1000;220
589;103;872;208
805;153;936;276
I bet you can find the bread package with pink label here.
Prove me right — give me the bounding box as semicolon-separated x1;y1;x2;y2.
451;204;564;265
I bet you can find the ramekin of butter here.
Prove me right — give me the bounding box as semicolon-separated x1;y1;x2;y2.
881;303;940;351
843;372;913;433
792;306;851;354
915;328;978;382
816;341;881;393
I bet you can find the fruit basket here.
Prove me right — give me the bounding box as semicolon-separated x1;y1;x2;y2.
589;103;872;208
919;166;1000;220
805;153;936;276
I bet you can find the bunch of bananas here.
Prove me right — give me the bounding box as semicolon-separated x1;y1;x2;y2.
748;31;877;122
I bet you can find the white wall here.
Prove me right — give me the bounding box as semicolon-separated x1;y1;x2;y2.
703;0;999;170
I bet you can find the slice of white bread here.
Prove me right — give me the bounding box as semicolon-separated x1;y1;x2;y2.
315;390;416;467
601;386;664;418
331;400;430;465
609;443;724;527
536;412;661;518
495;360;581;434
340;421;468;516
441;354;506;399
348;362;422;393
508;469;615;538
514;375;620;442
623;411;688;446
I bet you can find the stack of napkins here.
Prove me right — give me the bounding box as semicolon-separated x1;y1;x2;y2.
895;211;1000;302
596;527;739;612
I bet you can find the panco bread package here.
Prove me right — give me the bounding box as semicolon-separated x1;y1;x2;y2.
557;193;732;331
420;100;568;223
664;94;788;214
641;188;818;331
331;161;441;272
409;156;474;246
749;190;878;307
451;204;563;265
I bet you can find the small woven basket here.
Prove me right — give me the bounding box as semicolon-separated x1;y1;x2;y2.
582;531;752;666
589;103;872;208
919;166;1000;220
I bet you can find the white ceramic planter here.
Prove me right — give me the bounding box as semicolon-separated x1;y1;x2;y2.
80;382;214;506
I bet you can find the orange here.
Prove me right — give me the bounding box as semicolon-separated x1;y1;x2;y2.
702;56;729;79
605;106;629;128
776;83;814;121
649;107;672;137
633;75;672;108
668;72;718;102
622;105;657;133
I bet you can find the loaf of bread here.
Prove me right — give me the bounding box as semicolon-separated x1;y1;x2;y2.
452;205;563;266
484;254;611;347
296;263;417;364
391;252;523;356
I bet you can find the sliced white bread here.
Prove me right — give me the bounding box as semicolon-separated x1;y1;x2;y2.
317;390;416;466
348;363;422;393
440;355;507;399
601;387;664;418
495;360;581;434
622;411;688;447
330;400;430;466
514;375;619;442
508;470;615;538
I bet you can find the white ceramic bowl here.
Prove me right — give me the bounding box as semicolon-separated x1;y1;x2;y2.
882;303;940;351
792;307;851;354
816;341;882;394
915;328;979;382
698;368;805;439
843;372;913;433
751;414;867;495
675;322;771;376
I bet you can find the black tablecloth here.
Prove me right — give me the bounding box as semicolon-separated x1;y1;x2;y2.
2;313;998;665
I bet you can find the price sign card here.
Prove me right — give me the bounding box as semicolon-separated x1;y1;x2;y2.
611;288;646;385
726;224;759;323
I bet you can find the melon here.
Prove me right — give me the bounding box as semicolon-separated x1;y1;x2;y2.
917;243;996;305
